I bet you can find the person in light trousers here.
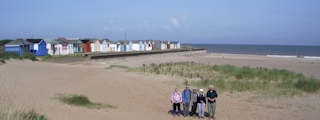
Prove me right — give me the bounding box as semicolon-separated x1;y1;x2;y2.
197;89;206;118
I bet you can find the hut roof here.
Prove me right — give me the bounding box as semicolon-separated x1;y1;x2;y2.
170;41;179;44
43;38;59;44
131;40;141;44
5;39;33;45
83;38;98;43
26;38;43;43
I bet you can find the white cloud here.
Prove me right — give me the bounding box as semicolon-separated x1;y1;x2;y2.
170;18;180;27
180;15;186;22
169;15;186;28
104;27;111;31
144;20;148;26
162;24;170;29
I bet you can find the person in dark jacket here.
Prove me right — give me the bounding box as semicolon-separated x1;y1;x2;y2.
197;89;206;118
206;85;218;119
182;85;191;117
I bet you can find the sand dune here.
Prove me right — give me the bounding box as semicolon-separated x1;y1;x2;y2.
1;53;320;120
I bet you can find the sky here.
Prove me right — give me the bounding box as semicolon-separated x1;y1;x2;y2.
0;0;320;45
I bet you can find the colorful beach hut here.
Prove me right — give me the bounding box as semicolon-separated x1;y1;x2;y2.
80;39;91;52
26;38;43;56
42;38;59;55
56;38;74;55
4;39;32;56
119;40;132;52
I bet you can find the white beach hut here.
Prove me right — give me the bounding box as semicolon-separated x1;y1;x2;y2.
132;40;143;51
43;38;59;55
56;38;74;55
101;40;109;52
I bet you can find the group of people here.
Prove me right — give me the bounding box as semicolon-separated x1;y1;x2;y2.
170;85;218;119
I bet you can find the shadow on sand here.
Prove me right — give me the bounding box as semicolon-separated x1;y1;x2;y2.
167;110;209;117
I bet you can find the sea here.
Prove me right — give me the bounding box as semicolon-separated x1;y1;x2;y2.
184;44;320;59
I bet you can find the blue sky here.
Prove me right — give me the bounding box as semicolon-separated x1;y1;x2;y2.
1;0;319;45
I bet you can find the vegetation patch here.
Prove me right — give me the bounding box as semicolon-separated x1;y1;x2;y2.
0;52;37;64
105;65;131;70
54;93;117;109
132;61;320;96
0;109;46;120
40;54;82;61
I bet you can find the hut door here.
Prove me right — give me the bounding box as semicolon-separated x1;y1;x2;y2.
52;45;56;55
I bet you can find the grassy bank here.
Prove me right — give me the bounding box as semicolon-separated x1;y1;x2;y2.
54;93;117;109
108;61;320;96
40;54;83;61
0;52;37;63
0;109;46;120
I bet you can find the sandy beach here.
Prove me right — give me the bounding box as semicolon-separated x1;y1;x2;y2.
1;51;320;120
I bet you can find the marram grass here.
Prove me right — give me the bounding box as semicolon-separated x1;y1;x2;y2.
54;93;117;109
0;109;46;120
131;62;320;96
0;52;37;64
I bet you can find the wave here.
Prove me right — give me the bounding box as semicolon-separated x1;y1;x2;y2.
304;56;320;59
266;55;320;59
266;55;297;58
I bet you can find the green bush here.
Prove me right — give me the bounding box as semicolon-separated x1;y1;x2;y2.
65;95;91;106
23;53;37;61
55;93;116;109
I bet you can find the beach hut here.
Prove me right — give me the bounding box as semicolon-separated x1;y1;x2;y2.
82;38;98;52
109;41;119;52
163;41;170;49
145;40;154;51
93;39;101;52
160;41;167;50
132;40;143;51
82;38;100;52
66;38;82;53
56;38;74;55
153;40;161;50
26;39;42;56
170;41;180;49
141;40;147;51
80;39;91;52
119;41;126;52
35;39;48;56
42;38;59;55
101;40;109;52
4;39;32;56
119;40;132;52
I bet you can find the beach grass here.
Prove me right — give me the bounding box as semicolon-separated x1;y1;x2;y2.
133;61;320;96
0;52;37;63
105;65;131;70
40;54;82;61
54;93;117;109
0;109;46;120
